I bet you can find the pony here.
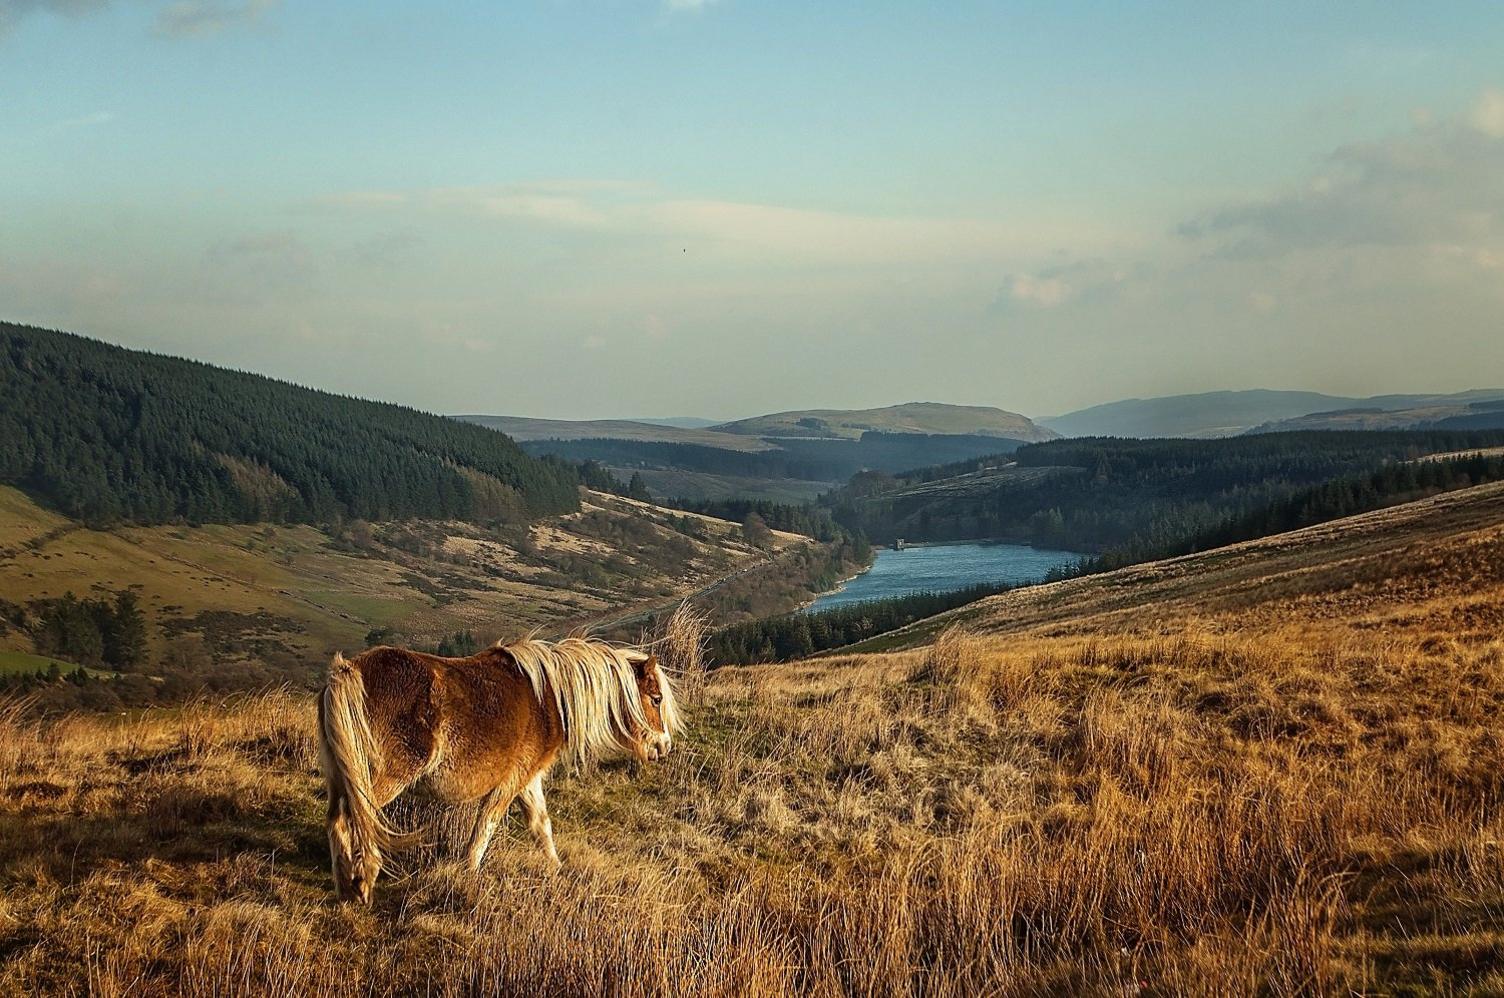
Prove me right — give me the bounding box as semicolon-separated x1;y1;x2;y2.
316;635;681;904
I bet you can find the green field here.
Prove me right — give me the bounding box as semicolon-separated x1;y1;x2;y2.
0;650;110;678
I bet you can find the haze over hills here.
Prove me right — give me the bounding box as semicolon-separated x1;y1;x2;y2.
455;415;776;452
462;403;1057;503
630;416;724;429
1040;390;1359;438
1252;394;1504;433
712;402;1057;442
1043;388;1504;439
464;402;1056;448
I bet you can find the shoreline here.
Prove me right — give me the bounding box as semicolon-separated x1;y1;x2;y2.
797;561;876;612
883;537;1092;554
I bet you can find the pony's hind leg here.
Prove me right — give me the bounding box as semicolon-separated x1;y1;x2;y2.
519;771;561;869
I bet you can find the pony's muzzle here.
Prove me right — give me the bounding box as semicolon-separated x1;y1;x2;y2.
647;733;673;761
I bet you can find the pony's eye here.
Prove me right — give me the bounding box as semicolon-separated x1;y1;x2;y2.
650;694;663;706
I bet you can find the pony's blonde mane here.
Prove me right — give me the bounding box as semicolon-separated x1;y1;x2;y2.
499;636;681;768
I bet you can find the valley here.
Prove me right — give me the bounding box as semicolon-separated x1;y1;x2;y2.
9;10;1503;993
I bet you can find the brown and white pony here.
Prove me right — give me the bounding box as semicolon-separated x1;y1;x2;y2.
317;636;681;904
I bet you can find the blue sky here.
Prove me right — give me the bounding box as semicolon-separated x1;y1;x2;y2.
3;1;1503;418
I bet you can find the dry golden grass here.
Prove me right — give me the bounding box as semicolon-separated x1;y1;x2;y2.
3;489;1504;995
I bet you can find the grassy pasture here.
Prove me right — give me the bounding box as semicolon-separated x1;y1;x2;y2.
2;483;1504;992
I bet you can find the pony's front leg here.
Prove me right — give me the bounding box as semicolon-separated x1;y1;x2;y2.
465;777;521;872
519;772;561;869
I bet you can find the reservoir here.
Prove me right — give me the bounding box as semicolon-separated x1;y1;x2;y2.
807;541;1082;612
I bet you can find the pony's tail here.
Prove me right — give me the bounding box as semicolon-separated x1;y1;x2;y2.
318;654;419;881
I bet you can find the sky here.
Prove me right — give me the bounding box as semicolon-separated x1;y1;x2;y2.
2;1;1502;420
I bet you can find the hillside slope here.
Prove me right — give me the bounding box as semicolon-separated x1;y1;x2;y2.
713;401;1057;442
4;485;1504;992
0;485;794;685
1041;389;1357;438
869;477;1504;647
0;323;578;525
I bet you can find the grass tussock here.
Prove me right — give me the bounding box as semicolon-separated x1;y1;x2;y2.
649;600;710;709
3;621;1504;992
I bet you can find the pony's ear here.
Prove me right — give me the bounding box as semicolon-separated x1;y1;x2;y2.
634;653;658;678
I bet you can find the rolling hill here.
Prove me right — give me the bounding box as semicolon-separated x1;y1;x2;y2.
470;410;1046;504
1252;395;1504;433
1040;389;1359;438
455;415;776;452
713;401;1056;442
1043;387;1504;438
0;323;580;526
7;482;1504;992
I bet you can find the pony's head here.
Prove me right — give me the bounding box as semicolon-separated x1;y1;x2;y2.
327;800;382;905
502;637;683;770
626;651;680;762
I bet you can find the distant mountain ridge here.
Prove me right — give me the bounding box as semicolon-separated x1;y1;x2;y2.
463;403;1053;503
629;416;722;429
455;415;776;452
1252;393;1504;433
1044;389;1504;438
712;402;1058;442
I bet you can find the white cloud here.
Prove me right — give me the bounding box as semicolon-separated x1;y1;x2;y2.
320;182;1118;269
1471;88;1504;139
1008;274;1071;308
993;258;1140;312
1180;88;1504;258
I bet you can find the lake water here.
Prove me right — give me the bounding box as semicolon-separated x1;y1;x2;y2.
807;541;1082;612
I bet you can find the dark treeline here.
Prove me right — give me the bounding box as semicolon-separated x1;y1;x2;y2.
709;582;1011;665
1010;431;1504;480
835;452;1020;497
521;432;1024;484
0;587;313;713
1433;400;1504;430
828;430;1504;551
1090;450;1504;570
26;591;147;670
523;438;835;480
664;498;846;541
0;322;580;527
